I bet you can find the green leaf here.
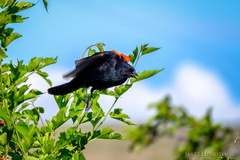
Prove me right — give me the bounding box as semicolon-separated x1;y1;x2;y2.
8;1;34;14
27;57;57;71
17;102;29;112
97;128;124;140
100;127;113;135
130;69;164;83
1;32;22;49
0;132;7;145
0;108;14;129
87;48;96;57
51;107;69;129
54;94;71;109
90;109;103;127
7;15;28;24
98;89;118;97
42;0;49;13
114;84;132;97
24;156;39;160
0;0;14;9
38;57;57;69
37;70;52;86
133;46;139;58
24;89;43;100
80;112;93;123
79;153;86;160
15;121;35;145
27;57;42;71
110;108;135;125
129;54;135;64
140;44;149;51
0;47;7;59
129;46;139;63
95;43;105;52
142;47;160;55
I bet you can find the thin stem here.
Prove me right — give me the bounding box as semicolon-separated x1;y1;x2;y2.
94;97;119;131
227;130;240;160
133;50;142;68
15;130;26;155
74;89;89;127
75;110;87;127
31;100;46;133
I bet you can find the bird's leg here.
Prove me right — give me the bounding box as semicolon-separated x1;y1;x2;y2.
85;88;95;112
84;89;89;111
90;88;95;99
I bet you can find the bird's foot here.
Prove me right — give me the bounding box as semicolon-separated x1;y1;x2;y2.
85;99;93;112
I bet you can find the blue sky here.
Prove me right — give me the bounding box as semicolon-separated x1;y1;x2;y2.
6;0;240;123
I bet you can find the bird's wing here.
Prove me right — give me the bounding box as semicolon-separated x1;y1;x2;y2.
63;52;115;78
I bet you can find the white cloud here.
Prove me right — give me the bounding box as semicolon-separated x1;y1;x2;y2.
163;63;240;123
27;63;240;124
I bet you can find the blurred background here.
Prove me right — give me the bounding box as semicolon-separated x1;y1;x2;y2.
5;0;240;159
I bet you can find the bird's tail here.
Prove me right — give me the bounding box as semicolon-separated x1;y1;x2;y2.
48;80;81;95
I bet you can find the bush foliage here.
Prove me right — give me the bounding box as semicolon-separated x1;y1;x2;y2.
0;1;237;160
0;1;163;159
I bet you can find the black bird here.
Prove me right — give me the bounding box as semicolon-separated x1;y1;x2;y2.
48;50;137;95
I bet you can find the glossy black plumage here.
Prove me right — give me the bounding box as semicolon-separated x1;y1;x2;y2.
48;51;137;95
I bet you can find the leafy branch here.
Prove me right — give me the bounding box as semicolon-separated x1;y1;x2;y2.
126;96;235;160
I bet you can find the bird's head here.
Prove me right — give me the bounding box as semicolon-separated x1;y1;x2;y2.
111;50;131;63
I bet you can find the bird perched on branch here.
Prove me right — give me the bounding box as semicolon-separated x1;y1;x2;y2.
48;50;137;96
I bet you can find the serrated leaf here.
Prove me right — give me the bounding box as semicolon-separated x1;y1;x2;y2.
8;1;34;14
114;84;132;97
1;32;22;49
51;107;69;129
97;128;125;140
27;57;42;71
90;109;104;127
110;108;135;125
2;27;14;35
65;126;85;138
37;70;52;86
6;15;28;24
39;57;57;69
27;57;57;71
24;89;43;100
101;128;114;135
54;94;71;109
98;89;118;97
142;47;160;55
90;94;102;112
130;69;164;83
111;108;130;118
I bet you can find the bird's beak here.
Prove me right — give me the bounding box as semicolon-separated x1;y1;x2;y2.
132;72;138;79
